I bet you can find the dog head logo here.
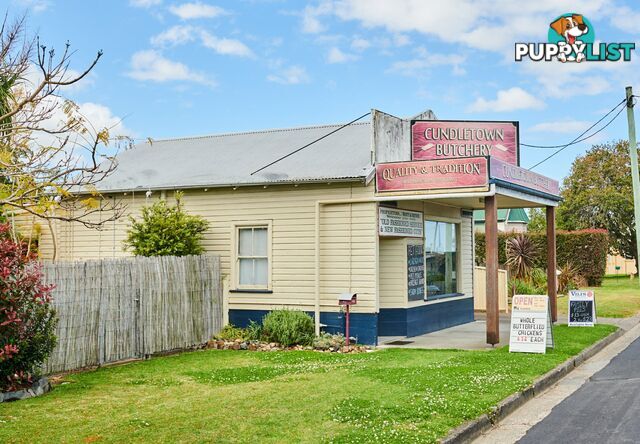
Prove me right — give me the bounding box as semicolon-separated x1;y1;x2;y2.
548;13;594;62
550;14;589;45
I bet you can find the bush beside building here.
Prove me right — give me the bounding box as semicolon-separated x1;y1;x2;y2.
475;229;609;286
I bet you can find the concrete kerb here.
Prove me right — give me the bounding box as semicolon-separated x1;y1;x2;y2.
439;326;626;444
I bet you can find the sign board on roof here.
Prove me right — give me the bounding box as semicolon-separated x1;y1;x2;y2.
376;157;489;193
568;290;597;327
378;207;423;237
509;295;553;354
412;120;519;166
490;158;560;196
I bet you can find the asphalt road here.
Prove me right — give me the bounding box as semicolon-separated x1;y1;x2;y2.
517;336;640;444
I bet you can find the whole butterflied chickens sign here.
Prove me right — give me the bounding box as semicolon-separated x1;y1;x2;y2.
412;121;519;166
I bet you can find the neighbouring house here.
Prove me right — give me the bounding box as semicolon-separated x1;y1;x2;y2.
473;208;529;233
27;110;561;345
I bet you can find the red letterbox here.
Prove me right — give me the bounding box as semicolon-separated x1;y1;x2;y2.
338;293;357;346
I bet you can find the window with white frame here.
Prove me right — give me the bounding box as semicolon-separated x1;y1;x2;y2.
236;226;269;288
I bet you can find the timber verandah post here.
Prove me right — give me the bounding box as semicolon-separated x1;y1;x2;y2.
546;206;558;322
485;195;500;345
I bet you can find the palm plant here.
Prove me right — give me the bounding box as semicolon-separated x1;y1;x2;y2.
505;234;537;280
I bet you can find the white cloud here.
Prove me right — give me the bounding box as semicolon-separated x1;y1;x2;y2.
151;25;198;46
129;0;162;7
351;37;370;51
150;26;253;57
169;2;226;20
327;47;358;63
608;6;640;34
301;2;334;33
388;48;465;77
267;65;309;85
316;0;609;52
530;120;591;133
467;87;545;113
13;0;50;12
126;50;215;86
76;102;134;137
200;30;254;57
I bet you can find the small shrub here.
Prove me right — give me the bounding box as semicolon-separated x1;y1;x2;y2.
530;268;548;293
246;320;263;341
509;278;542;295
313;333;346;350
0;223;57;391
215;324;248;341
261;309;315;347
124;191;209;257
558;262;583;294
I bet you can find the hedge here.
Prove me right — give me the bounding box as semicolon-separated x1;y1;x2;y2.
475;229;609;286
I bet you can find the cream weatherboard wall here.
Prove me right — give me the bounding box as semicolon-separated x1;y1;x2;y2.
33;182;378;315
377;201;475;309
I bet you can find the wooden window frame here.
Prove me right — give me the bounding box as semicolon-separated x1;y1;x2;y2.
231;220;273;291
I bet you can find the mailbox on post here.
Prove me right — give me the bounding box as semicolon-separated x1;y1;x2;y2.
338;293;357;346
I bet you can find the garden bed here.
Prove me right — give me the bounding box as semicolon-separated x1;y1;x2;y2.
206;338;372;353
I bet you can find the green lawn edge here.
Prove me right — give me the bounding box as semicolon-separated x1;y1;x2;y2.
0;324;618;444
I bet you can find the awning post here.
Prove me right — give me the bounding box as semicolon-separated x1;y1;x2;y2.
485;195;500;345
546;206;557;322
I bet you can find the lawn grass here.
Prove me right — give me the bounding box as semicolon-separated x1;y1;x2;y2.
0;324;616;444
557;276;640;318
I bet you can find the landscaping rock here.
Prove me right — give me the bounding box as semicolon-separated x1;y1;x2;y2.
1;377;51;403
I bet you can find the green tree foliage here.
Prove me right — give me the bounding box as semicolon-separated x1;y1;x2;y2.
527;208;546;232
124;193;209;257
557;141;636;267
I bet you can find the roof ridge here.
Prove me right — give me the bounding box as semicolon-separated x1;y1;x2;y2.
147;121;371;144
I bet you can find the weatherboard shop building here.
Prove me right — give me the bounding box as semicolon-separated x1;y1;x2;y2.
36;109;561;345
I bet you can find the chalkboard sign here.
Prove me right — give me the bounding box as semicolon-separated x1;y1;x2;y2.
407;243;425;301
568;290;596;327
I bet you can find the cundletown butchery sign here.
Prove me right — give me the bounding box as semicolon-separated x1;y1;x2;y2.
412;120;519;166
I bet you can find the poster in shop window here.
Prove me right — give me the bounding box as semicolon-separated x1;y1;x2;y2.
378;207;424;238
407;244;425;301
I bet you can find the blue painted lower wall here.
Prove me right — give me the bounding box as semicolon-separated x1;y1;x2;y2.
229;297;474;346
228;309;379;345
378;297;475;337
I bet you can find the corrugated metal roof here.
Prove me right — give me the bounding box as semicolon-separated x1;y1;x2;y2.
96;122;373;192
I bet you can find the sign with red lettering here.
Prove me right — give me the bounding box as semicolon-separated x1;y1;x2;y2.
509;295;554;354
490;158;560;196
412;121;519;166
376;157;488;193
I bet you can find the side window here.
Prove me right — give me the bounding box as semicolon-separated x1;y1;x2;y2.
236;226;269;288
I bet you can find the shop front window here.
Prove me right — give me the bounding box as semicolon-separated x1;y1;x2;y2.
425;221;458;298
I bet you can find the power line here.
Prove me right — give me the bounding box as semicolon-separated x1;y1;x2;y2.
527;98;628;171
250;111;371;176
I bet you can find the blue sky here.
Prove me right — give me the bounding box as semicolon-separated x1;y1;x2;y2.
10;0;640;181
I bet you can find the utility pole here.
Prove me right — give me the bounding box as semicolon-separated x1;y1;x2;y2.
626;86;640;283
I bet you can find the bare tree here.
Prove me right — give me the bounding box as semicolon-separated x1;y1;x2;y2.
0;13;129;234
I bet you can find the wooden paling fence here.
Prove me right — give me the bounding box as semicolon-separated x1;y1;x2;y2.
42;255;222;374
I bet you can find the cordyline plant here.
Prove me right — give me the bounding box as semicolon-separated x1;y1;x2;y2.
505;233;537;280
0;223;56;391
0;14;131;259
